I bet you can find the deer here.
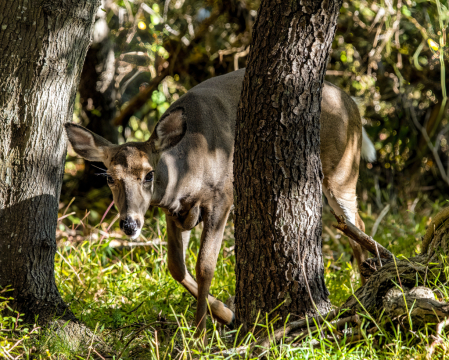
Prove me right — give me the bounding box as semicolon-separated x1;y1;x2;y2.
65;68;376;336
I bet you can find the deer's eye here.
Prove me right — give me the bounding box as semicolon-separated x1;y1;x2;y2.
144;171;154;183
107;176;115;185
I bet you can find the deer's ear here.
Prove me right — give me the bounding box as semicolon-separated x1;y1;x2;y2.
153;109;186;151
64;123;113;163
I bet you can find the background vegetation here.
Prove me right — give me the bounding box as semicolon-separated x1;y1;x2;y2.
2;0;449;358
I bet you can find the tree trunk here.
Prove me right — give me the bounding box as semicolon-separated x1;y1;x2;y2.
234;0;342;331
0;0;100;324
77;2;118;193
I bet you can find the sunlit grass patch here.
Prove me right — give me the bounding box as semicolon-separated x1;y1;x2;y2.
1;201;448;358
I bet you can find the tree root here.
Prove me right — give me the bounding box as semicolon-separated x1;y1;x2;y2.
47;320;112;358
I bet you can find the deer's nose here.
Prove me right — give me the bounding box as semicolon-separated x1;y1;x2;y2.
120;216;140;236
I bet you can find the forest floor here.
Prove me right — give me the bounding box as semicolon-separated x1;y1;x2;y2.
1;194;448;359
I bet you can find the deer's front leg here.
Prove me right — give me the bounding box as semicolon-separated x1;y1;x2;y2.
166;215;234;332
195;199;232;340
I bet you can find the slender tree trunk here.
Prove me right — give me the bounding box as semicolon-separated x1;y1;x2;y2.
234;0;342;330
0;0;100;324
77;3;118;193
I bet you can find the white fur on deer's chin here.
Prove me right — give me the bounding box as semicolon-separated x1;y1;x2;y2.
130;229;142;240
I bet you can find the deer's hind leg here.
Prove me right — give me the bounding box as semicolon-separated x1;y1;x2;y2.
323;178;368;285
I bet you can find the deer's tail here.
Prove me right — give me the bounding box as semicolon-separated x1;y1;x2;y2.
351;96;377;162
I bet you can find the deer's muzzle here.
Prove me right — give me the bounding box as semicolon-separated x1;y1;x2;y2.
120;216;141;237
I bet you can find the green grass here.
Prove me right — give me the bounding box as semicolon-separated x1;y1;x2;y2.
1;200;448;359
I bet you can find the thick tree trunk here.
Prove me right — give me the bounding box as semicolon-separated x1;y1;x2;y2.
234;0;342;330
0;0;100;324
77;3;118;193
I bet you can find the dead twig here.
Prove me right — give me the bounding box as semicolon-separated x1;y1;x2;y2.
313;326;378;348
58;212;76;222
370;204;391;268
234;47;250;70
370;204;390;238
427;318;449;359
287;314;361;344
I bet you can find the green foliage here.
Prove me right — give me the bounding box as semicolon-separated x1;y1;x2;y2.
0;288;38;358
329;0;449;196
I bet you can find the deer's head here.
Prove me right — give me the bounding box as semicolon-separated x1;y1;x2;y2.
65;110;185;239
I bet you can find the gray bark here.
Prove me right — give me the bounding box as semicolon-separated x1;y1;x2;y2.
0;0;100;323
234;0;342;330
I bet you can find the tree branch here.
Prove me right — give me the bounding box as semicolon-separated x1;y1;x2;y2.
112;5;224;126
112;70;169;126
331;210;395;260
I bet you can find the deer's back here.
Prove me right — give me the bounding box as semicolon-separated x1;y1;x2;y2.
154;69;362;212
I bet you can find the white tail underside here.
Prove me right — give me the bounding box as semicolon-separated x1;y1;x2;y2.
361;127;376;162
351;96;377;162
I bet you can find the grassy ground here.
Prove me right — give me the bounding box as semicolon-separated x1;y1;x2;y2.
1;197;448;359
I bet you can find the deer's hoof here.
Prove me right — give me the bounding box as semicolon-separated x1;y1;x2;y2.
224;306;236;330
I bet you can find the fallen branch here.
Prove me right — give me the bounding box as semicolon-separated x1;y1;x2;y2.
331;210;394;260
311;326;378;348
360;257;391;279
383;286;449;327
217;207;449;356
286;314;361;344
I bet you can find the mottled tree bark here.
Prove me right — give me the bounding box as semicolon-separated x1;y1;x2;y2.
234;0;342;330
0;0;100;324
